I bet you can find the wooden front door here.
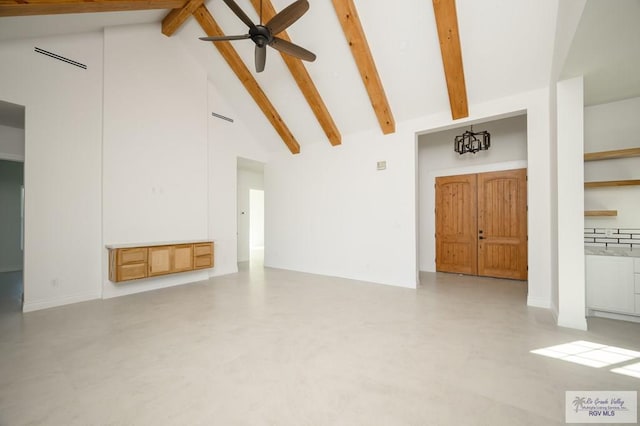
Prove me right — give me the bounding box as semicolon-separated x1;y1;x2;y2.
435;174;478;275
477;169;527;280
435;169;527;280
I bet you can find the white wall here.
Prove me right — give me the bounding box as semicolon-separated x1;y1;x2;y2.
266;87;554;306
418;115;528;272
0;124;25;161
208;83;269;276
584;96;640;228
556;76;587;330
0;24;270;309
549;0;586;321
237;168;264;262
102;24;210;298
266;126;418;288
0;160;23;272
0;33;104;311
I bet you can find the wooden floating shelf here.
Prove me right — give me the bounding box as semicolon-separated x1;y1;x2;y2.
584;210;618;217
584;147;640;161
584;179;640;188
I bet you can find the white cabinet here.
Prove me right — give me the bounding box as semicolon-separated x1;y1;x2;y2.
586;255;636;315
635;259;640;314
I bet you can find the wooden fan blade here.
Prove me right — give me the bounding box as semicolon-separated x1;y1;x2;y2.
199;34;251;41
266;0;309;35
222;0;256;29
269;37;316;62
255;45;267;73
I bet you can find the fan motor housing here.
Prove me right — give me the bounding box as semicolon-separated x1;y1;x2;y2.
250;25;272;47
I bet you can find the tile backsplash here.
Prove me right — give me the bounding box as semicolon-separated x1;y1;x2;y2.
584;228;640;250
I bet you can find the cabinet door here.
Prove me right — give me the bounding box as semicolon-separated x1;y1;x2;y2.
148;246;172;277
586;255;635;314
173;244;193;272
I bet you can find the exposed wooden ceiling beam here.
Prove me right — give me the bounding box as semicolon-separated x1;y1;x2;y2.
432;0;468;120
0;0;186;17
161;0;203;37
249;0;341;146
331;0;395;135
193;4;300;154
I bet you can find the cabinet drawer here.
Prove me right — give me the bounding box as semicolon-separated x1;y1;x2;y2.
118;263;147;281
635;258;640;273
118;248;147;265
194;243;213;256
635;274;640;294
194;254;212;269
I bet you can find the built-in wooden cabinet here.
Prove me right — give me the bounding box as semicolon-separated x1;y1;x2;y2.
108;241;214;283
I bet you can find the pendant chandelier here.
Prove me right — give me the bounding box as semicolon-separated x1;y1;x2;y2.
454;126;490;155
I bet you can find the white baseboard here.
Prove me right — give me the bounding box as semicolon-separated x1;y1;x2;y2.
588;310;640;324
557;314;588;330
209;266;238;277
0;265;22;273
23;292;99;313
527;296;552;309
550;302;559;322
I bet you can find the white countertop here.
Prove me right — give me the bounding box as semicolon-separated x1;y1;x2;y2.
106;240;213;249
584;246;640;258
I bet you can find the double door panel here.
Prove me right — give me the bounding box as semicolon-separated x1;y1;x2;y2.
436;169;527;280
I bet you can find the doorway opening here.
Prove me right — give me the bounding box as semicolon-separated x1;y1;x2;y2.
237;157;265;270
417;114;529;288
249;189;264;268
0;99;26;313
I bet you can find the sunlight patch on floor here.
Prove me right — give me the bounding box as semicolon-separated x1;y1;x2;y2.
531;340;640;370
611;361;640;379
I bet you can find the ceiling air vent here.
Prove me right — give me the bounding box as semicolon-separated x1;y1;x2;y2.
34;47;87;70
211;112;234;123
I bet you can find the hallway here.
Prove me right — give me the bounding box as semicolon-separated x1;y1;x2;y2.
0;270;22;314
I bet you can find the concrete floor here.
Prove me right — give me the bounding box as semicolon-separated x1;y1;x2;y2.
1;266;639;425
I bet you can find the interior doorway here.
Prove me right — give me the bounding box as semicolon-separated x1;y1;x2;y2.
435;168;528;280
0;99;26;313
417;114;529;288
249;189;264;267
237;158;265;269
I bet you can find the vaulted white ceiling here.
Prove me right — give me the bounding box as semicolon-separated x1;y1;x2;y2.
561;0;640;106
0;1;564;153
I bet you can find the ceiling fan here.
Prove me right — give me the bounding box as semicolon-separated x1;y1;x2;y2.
199;0;316;73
